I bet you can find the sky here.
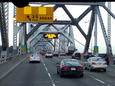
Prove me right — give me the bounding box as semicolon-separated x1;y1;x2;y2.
2;2;115;54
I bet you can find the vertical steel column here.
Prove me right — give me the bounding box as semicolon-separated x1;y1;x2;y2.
107;2;111;55
0;2;9;63
13;6;17;50
69;25;75;47
24;23;27;53
94;6;98;55
0;3;9;50
94;7;97;46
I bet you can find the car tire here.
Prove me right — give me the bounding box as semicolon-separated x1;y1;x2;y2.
59;72;64;77
89;67;93;72
84;67;87;70
103;69;106;72
80;74;84;78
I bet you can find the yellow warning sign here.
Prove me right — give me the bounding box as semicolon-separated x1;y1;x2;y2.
39;7;46;15
44;33;58;39
24;6;32;14
16;6;53;22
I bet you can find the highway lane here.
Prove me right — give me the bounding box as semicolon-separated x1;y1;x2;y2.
42;55;115;86
0;57;52;86
0;55;115;86
42;56;107;86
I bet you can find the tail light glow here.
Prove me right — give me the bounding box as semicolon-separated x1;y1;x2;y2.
78;66;83;70
37;57;40;59
92;62;96;65
104;62;107;65
29;57;32;60
62;66;69;70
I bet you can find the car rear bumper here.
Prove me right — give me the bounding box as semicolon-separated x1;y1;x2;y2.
29;59;40;62
92;65;107;69
61;70;83;76
46;56;53;57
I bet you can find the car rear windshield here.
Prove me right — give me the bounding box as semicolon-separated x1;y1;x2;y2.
64;60;80;66
91;58;105;61
64;62;80;66
47;52;52;54
75;53;80;56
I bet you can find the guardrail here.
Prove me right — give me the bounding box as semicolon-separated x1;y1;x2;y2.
0;53;29;64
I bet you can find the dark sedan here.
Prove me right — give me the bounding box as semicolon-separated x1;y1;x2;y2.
56;59;84;77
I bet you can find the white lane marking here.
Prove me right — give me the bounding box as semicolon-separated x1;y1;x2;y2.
89;75;105;84
107;84;110;86
41;58;56;86
0;56;27;80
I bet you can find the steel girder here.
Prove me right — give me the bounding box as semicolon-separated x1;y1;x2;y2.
0;2;9;50
25;4;59;41
84;6;95;54
16;2;114;55
29;25;50;44
30;2;105;6
96;7;112;56
30;24;73;52
54;4;113;55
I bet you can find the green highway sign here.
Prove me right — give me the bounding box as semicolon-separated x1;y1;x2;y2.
21;45;26;54
94;46;98;53
75;49;78;51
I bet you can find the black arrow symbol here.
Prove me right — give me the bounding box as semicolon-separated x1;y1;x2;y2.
27;15;31;21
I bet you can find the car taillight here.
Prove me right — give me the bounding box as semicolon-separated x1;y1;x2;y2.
62;66;69;70
104;62;107;65
29;57;32;60
37;57;40;59
92;62;96;65
78;66;83;70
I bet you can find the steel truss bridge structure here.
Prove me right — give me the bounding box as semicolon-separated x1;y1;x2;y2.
0;2;115;62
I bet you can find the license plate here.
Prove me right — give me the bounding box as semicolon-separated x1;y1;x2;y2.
71;68;76;70
98;63;102;65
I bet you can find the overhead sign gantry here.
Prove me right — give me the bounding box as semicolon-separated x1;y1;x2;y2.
16;6;53;22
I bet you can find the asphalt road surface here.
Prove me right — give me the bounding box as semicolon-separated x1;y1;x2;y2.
0;55;115;86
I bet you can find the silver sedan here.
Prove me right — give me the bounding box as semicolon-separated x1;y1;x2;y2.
84;57;107;72
29;53;41;63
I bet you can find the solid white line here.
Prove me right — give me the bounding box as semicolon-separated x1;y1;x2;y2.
41;58;56;86
0;56;27;80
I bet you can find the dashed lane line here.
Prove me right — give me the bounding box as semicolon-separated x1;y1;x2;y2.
88;73;105;84
41;58;56;86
